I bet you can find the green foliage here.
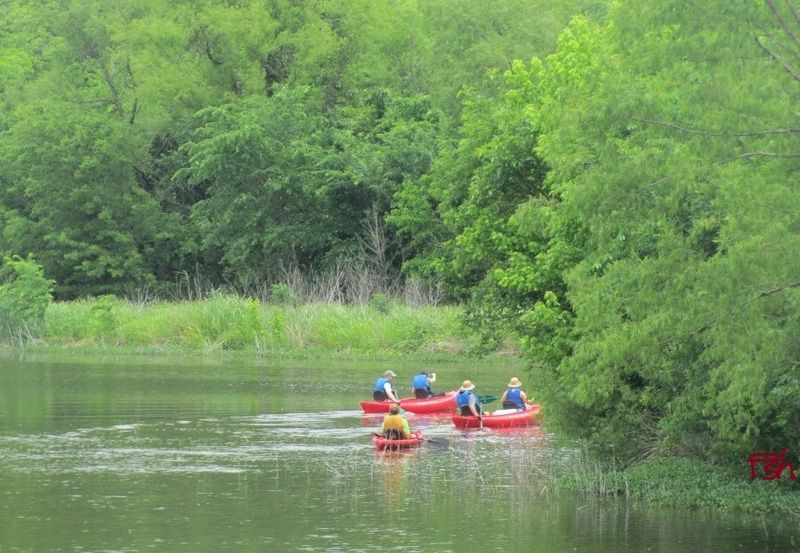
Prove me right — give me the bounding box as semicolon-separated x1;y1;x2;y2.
175;89;326;277
269;284;297;306
389;2;800;467
511;3;800;463
0;0;577;298
0;255;54;333
368;292;391;314
267;306;288;348
0;102;176;297
223;297;266;348
87;295;128;343
390;52;574;355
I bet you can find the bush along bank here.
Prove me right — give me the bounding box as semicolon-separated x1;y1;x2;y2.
555;456;800;516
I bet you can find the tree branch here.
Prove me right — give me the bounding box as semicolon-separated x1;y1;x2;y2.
645;177;671;189
757;282;800;298
636;117;800;136
756;30;800;81
730;151;800;159
129;98;140;125
755;35;800;82
714;151;800;164
765;0;800;47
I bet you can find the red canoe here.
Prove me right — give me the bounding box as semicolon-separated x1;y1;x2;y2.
372;431;424;451
451;404;542;429
360;391;457;414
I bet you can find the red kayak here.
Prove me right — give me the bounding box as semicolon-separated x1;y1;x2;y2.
452;404;542;429
360;391;457;414
372;431;424;451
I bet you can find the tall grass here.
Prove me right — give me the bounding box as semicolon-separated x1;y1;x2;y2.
37;294;490;356
548;453;800;515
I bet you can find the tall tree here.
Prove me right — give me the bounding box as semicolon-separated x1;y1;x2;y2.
527;2;800;461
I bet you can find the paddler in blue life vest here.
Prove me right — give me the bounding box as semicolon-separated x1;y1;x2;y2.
456;380;483;418
373;370;401;403
500;377;535;410
379;403;411;439
411;370;437;398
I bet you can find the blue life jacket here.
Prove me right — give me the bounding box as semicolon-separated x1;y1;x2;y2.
412;373;431;392
506;388;524;409
375;377;391;393
456;390;474;408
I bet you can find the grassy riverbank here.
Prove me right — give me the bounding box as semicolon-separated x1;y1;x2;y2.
19;294;519;358
551;456;800;516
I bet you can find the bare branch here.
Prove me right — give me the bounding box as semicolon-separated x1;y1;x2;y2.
729;151;800;158
715;151;800;164
757;282;800;297
99;62;124;117
763;27;800;65
129;97;140;125
789;0;800;27
645;177;671;189
766;0;800;46
71;98;118;107
190;26;223;66
755;35;800;82
636;117;800;136
204;40;223;66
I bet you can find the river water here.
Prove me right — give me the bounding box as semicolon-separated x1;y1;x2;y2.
0;353;797;552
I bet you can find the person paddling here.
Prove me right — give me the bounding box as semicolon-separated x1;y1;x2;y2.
379;403;411;439
500;377;535;410
373;370;400;403
456;380;483;418
411;370;437;398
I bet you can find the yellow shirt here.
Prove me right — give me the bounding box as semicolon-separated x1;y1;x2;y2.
380;414;410;437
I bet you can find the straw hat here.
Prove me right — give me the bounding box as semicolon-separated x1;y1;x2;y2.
507;377;522;388
384;370;397;378
460;380;475;391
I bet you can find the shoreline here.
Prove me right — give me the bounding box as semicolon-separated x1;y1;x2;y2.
552;456;800;516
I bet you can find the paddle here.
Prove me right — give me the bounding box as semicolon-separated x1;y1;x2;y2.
372;432;449;448
474;395;500;430
421;436;450;448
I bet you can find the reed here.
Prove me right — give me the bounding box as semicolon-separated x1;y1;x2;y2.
551;454;800;515
35;294;484;355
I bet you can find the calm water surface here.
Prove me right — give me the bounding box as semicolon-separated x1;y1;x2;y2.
0;353;797;552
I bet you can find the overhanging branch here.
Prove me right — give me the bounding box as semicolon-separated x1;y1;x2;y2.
636;117;800;136
755;35;800;83
757;282;800;298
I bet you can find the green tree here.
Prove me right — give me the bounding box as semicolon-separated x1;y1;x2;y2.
176;89;335;279
0;255;54;333
0;100;177;297
390;66;576;353
527;2;800;462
